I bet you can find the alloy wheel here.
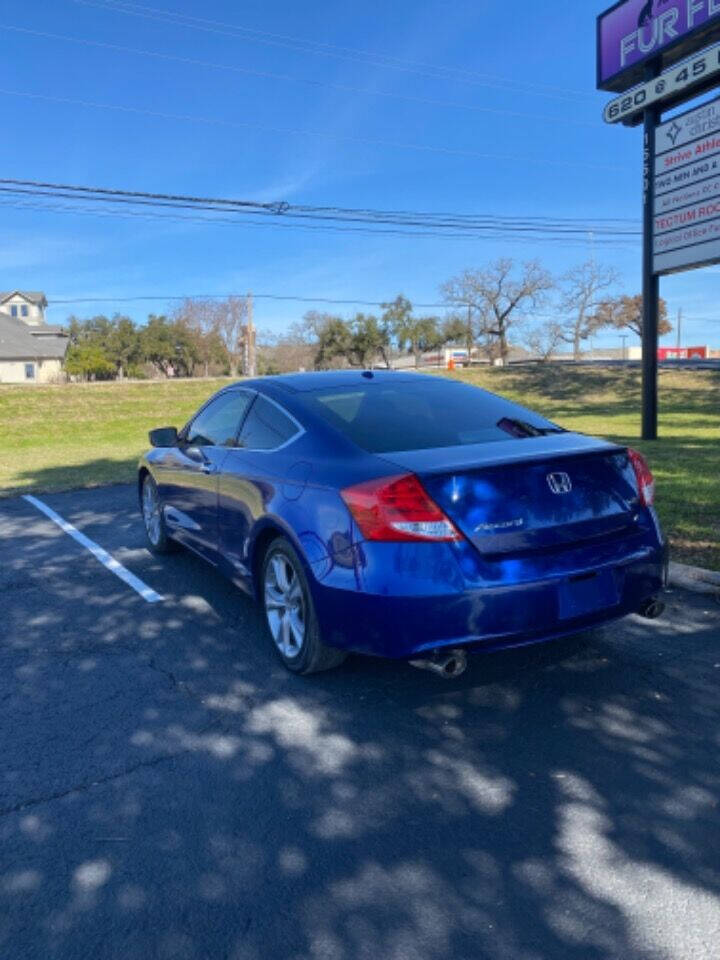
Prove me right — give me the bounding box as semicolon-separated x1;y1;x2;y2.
142;479;162;546
264;553;306;659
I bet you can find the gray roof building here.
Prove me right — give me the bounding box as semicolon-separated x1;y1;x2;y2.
0;291;48;307
0;313;68;360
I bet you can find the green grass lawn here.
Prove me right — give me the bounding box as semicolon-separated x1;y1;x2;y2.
1;367;718;569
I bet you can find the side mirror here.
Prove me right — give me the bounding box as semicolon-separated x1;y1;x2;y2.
149;426;178;448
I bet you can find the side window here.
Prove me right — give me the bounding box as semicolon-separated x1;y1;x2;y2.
21;305;29;317
11;305;18;317
239;396;300;451
25;363;35;380
185;391;252;448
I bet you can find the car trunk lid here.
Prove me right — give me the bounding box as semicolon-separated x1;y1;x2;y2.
378;434;642;556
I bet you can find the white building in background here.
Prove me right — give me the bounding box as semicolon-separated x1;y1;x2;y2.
0;291;68;383
0;291;48;324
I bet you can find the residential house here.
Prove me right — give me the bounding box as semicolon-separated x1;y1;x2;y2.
0;291;48;324
0;291;68;383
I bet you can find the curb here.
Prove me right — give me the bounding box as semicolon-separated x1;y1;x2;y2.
668;561;720;596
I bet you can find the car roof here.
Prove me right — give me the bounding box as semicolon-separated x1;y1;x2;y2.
250;370;439;393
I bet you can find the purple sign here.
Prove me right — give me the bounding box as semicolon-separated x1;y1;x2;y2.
598;0;720;91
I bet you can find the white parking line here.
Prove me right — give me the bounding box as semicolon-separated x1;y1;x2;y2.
22;495;164;604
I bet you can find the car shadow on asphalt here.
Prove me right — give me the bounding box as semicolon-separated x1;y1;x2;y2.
2;490;719;960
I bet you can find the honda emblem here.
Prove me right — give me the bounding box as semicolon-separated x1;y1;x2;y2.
547;472;572;495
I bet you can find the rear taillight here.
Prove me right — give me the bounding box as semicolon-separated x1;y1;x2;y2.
341;473;462;543
628;448;655;507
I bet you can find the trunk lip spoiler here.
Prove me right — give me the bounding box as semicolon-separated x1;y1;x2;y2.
376;433;624;476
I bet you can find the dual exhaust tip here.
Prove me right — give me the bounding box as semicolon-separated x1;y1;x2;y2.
409;648;467;679
638;596;666;619
410;595;666;678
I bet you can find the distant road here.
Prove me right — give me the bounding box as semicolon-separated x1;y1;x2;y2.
406;359;720;371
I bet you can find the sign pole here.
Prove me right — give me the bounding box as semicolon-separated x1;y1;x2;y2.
598;2;720;437
641;61;661;441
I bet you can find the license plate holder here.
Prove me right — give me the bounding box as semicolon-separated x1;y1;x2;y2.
558;569;618;620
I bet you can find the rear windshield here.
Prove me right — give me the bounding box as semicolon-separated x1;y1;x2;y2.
302;378;564;453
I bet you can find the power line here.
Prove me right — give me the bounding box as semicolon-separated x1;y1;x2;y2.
49;292;449;308
0;87;622;172
0;177;639;232
73;0;596;105
2;24;599;128
0;177;642;242
0;177;641;229
2;195;641;252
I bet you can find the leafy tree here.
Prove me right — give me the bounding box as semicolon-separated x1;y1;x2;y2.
64;343;116;380
106;316;143;378
313;313;392;369
63;313;143;377
348;313;392;368
315;316;353;369
442;259;553;362
441;313;474;354
66;315;85;347
66;314;113;349
594;294;672;340
300;310;343;342
381;295;442;367
140;315;198;377
558;261;619;360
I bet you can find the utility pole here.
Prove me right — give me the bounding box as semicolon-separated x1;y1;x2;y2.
588;229;596;269
466;303;472;361
676;308;682;350
246;292;256;377
620;334;628;361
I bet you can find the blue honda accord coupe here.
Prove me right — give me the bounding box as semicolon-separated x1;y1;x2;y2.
139;371;666;676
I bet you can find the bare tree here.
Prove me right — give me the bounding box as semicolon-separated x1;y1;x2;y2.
525;319;565;362
298;311;342;344
172;298;227;376
442;259;553;363
558;261;619;361
593;294;672;340
256;328;317;374
212;296;249;377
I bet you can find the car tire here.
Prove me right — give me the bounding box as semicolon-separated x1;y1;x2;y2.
141;473;177;555
261;537;347;675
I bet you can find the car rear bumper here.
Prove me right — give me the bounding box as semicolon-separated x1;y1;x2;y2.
309;541;666;659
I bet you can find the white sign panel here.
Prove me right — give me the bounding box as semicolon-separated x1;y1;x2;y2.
655;171;720;214
656;158;720;197
656;95;720;152
654;97;720;274
604;43;720;125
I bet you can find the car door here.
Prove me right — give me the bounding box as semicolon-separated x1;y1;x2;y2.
217;393;305;580
157;389;254;560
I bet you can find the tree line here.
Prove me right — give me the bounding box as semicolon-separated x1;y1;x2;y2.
264;259;670;373
64;297;252;380
62;260;671;379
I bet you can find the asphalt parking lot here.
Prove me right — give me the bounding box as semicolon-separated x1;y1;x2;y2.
1;484;719;960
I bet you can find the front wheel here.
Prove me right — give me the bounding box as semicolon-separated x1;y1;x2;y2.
141;474;177;554
261;538;346;674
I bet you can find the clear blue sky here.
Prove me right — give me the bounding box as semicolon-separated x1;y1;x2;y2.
3;0;719;348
